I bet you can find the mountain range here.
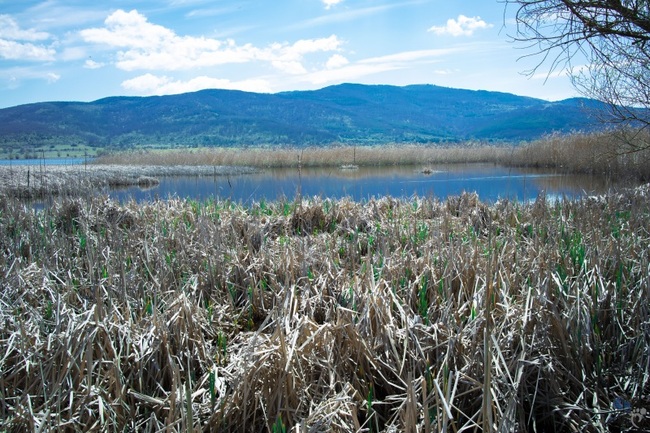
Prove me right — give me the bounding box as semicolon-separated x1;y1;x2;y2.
0;83;608;154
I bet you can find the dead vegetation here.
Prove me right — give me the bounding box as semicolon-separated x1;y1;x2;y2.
0;165;256;199
1;187;649;432
95;144;508;169
507;130;650;180
94;130;650;182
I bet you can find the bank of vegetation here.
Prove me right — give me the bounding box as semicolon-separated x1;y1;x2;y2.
95;130;650;181
1;131;646;202
0;165;256;200
1;184;649;431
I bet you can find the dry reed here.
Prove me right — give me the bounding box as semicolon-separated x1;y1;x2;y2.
1;186;649;432
508;130;650;180
94;130;650;181
95;144;510;169
0;165;256;199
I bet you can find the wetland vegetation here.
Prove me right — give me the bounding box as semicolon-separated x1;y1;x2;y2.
96;130;650;181
1;131;649;431
0;165;256;200
2;0;648;428
1;131;647;202
1;182;649;431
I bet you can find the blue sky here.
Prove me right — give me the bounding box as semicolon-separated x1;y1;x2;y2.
0;0;580;108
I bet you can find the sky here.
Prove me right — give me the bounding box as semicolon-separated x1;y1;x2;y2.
0;0;582;109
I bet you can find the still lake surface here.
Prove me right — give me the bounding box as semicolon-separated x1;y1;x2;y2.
109;164;629;204
0;158;88;166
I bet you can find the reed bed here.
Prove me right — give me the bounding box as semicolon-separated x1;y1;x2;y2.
508;130;650;180
94;130;650;181
95;144;510;169
1;187;650;432
0;165;256;199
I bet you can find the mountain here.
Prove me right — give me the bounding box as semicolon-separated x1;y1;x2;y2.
0;83;608;155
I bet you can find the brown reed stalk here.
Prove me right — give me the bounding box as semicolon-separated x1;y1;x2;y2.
0;186;649;431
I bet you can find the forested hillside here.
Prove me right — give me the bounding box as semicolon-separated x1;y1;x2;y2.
0;83;606;157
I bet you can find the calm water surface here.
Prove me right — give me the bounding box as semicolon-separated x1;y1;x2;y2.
109;164;629;204
0;158;88;166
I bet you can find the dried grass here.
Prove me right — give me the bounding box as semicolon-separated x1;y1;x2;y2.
1;187;649;432
94;130;650;182
508;130;650;180
95;144;510;169
0;165;256;199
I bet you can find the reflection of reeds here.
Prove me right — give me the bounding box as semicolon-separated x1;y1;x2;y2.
1;186;649;431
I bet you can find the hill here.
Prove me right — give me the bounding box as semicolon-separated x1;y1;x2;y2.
0;83;608;157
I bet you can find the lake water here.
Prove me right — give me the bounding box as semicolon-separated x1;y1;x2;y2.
109;164;629;204
0;158;88;166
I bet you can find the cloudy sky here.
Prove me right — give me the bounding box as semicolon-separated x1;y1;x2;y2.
0;0;580;108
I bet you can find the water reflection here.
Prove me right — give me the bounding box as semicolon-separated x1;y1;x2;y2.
109;164;631;204
0;158;88;166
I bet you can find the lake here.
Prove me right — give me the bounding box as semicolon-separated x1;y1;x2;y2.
0;158;88;166
108;164;630;204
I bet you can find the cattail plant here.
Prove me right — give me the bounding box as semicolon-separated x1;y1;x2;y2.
0;185;649;431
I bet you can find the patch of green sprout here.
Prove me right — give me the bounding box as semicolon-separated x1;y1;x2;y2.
271;416;286;433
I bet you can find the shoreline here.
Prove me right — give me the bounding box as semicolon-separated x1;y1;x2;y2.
0;164;257;199
92;131;650;181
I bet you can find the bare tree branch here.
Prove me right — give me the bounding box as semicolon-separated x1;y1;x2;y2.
505;0;650;150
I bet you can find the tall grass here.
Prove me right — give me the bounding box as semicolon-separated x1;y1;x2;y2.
94;130;650;181
508;129;650;180
95;143;510;168
1;185;649;431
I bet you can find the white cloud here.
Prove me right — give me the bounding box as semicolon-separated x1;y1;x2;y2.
7;76;19;90
298;47;464;86
121;73;272;95
290;3;415;30
283;35;341;57
0;15;51;41
326;54;349;69
262;35;342;74
185;6;239;18
428;15;492;37
84;59;105;69
433;69;454;75
46;72;60;83
0;14;55;61
121;73;168;92
323;0;343;9
80;9;342;72
22;2;108;30
271;60;307;75
0;66;60;82
0;39;56;61
61;47;87;61
80;9;179;51
360;48;460;64
302;47;464;86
